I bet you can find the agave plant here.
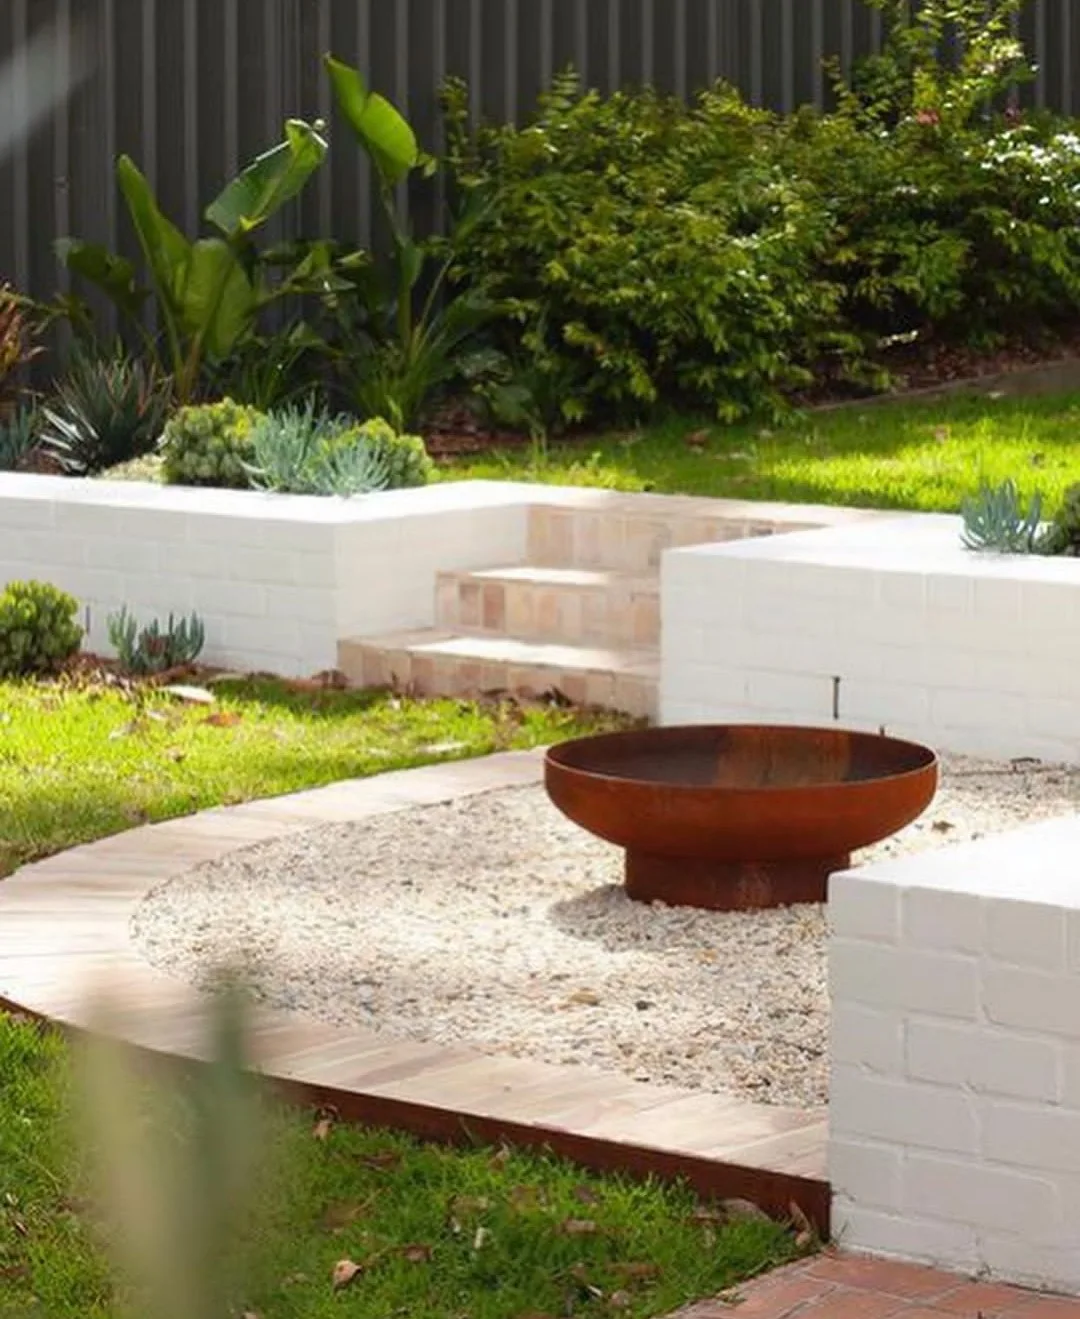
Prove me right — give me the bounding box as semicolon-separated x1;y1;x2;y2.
107;606;206;675
0;402;40;470
960;479;1046;554
40;348;173;475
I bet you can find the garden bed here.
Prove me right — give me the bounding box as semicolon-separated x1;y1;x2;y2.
130;755;1080;1111
663;510;1080;762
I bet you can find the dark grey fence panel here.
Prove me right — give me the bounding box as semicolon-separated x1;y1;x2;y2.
2;0;1078;310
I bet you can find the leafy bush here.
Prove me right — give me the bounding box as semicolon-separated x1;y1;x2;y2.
40;348;172;475
325;57;495;429
107;605;205;674
0;580;82;677
840;0;1031;131
443;74;859;425
0;284;42;409
0;405;39;471
781;111;1080;349
57;123;328;403
246;403;430;496
443;2;1080;423
160;399;262;488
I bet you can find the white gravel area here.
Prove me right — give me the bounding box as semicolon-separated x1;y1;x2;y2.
132;756;1080;1110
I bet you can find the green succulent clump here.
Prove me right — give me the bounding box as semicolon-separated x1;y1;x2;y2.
107;606;206;675
340;418;434;489
0;579;82;677
246;405;433;496
160;399;264;488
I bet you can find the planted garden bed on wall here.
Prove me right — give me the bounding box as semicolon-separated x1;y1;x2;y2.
662;513;1080;762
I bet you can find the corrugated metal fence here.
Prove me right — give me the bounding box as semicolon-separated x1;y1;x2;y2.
2;0;1079;307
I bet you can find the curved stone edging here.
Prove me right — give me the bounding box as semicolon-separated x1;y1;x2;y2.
0;748;830;1229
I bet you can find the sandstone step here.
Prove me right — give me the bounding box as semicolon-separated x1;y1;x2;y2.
526;499;788;571
436;565;660;648
339;629;657;720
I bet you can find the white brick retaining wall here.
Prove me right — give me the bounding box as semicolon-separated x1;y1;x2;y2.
0;476;530;676
661;513;1080;762
830;817;1080;1292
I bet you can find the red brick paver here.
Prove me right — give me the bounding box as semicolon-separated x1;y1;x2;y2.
672;1256;1080;1319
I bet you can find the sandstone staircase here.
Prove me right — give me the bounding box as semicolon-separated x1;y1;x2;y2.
337;496;830;721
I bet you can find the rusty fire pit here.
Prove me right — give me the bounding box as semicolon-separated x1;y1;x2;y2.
545;724;938;911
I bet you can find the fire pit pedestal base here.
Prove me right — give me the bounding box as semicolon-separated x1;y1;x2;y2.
624;850;850;912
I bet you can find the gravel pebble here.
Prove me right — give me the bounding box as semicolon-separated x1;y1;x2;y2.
132;756;1080;1109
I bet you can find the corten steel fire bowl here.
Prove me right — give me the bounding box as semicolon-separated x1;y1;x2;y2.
545;724;938;912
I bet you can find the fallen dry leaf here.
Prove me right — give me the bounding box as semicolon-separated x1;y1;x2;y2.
610;1262;659;1282
312;1115;335;1142
400;1243;433;1263
560;1218;598;1235
931;819;955;834
359;1150;402;1172
332;1259;363;1290
320;1200;370;1231
161;684;216;705
451;1195;491;1216
564;988;601;1008
202;710;242;728
572;1185;601;1206
789;1200;816;1248
489;1146;512;1171
609;1291;632;1310
685;429;709;450
508;1185;542;1211
721;1197;771;1223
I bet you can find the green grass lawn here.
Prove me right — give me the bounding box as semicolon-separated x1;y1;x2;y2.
0;679;798;1316
446;389;1080;512
0;675;623;881
0;1010;796;1319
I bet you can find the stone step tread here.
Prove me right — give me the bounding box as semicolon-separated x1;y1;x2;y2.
446;564;658;593
346;629;659;678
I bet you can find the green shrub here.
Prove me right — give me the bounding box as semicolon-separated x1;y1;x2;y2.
0;580;82;677
40;347;172;475
443;5;1080;424
782;111;1080;349
444;74;861;425
160;399;263;488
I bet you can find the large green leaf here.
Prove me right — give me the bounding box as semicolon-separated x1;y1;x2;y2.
176;239;256;361
54;239;147;320
116;155;190;318
205;119;329;239
325;56;419;190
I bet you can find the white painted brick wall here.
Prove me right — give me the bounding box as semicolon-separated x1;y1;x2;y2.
661;513;1080;761
830;815;1080;1294
0;476;533;677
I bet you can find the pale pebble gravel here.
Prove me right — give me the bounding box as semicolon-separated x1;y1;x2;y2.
132;756;1080;1110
